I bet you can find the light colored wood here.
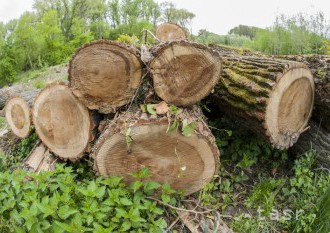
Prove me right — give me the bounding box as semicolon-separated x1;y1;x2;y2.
24;142;57;173
32;84;91;161
149;41;222;106
277;55;330;130
92;107;219;195
156;23;187;42
5;97;31;138
211;54;314;149
69;40;143;114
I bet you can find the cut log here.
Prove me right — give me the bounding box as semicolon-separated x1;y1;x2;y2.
32;84;91;161
149;41;222;106
69;40;143;114
24;142;57;173
156;23;187;42
290;121;330;168
0;85;39;110
277;55;330;130
92;106;219;195
5;97;31;138
211;55;315;149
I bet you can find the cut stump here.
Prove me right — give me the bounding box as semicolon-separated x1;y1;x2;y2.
211;55;314;149
5;97;31;138
156;23;187;42
32;84;91;161
92;107;219;195
69;40;143;113
149;41;222;106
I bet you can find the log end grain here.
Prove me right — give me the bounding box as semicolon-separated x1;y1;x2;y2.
32;84;91;161
266;63;314;149
5;97;31;138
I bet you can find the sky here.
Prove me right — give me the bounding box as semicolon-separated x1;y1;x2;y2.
0;0;330;35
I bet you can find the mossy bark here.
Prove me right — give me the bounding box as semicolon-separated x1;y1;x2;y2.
211;54;314;149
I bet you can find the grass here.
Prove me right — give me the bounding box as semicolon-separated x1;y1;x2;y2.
12;63;68;90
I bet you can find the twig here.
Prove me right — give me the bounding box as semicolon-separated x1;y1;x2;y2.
147;196;233;217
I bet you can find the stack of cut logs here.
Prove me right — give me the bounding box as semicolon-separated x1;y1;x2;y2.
3;22;328;195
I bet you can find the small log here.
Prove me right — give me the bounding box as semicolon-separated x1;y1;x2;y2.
0;85;39;110
24;142;57;173
290;121;330;168
32;84;92;161
5;97;31;138
211;54;314;149
156;23;187;42
69;40;143;114
92;106;219;195
149;41;222;106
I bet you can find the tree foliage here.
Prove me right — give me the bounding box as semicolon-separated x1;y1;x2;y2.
197;12;330;56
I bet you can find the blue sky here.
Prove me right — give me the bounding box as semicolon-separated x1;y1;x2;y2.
1;0;329;35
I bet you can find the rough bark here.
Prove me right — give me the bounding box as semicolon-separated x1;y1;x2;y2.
32;83;93;161
211;54;315;149
156;23;187;42
92;106;220;195
277;55;330;130
0;85;39;110
149;41;222;106
69;40;143;114
5;97;32;138
290;120;330;168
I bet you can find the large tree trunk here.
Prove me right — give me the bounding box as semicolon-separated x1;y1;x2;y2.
277;55;330;130
32;83;96;161
155;23;187;42
5;97;32;138
290;120;330;168
92;106;219;195
0;85;39;110
69;40;143;114
211;54;315;149
148;41;222;106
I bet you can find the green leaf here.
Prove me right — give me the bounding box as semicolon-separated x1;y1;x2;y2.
131;181;143;193
167;119;179;133
121;221;131;231
144;181;161;192
36;202;55;217
87;215;93;225
161;194;171;203
58;206;78;220
120;197;133;206
146;104;157;115
169;105;182;115
182;120;196;137
54;221;74;232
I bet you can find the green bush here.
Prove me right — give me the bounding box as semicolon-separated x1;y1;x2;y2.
0;165;177;233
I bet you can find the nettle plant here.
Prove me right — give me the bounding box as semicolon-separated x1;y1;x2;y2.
0;165;179;233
